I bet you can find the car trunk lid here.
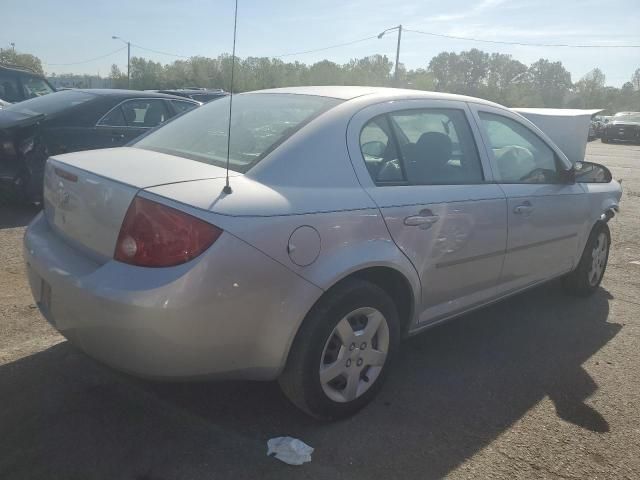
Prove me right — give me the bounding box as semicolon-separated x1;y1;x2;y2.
43;148;234;260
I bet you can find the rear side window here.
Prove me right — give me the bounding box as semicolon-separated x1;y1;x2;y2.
135;93;343;173
171;100;197;114
360;109;483;185
120;99;169;127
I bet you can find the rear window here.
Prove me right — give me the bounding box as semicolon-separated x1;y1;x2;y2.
614;112;640;122
134;93;342;173
4;90;94;117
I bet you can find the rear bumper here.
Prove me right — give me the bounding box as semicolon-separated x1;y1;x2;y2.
603;127;640;142
24;212;322;380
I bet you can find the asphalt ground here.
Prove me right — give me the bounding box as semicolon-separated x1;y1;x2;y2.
0;140;639;479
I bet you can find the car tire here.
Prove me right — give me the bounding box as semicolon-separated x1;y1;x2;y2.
563;222;610;297
601;137;609;144
279;279;400;420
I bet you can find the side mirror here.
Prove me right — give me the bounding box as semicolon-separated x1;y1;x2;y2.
560;167;576;184
574;161;612;184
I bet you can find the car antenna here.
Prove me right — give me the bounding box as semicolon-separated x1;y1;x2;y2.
222;0;239;195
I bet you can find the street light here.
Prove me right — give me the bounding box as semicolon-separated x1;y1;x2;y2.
112;36;131;88
378;25;402;84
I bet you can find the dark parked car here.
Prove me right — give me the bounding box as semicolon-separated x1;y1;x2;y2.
0;64;56;104
0;89;199;204
154;88;227;103
601;112;640;144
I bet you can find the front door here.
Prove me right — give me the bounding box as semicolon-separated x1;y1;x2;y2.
348;100;507;325
471;106;588;292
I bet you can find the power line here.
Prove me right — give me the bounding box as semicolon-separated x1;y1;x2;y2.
404;28;640;48
129;43;191;58
273;35;378;58
44;46;127;66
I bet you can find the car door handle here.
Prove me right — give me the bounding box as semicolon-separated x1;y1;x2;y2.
111;133;125;139
513;201;534;215
404;212;440;229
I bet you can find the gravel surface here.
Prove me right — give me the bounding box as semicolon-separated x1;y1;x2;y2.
0;141;639;479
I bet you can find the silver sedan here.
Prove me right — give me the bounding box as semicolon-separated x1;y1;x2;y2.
24;86;622;419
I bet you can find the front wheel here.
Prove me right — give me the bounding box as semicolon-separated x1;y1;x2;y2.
279;279;400;420
563;223;610;296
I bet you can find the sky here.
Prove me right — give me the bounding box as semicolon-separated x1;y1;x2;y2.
2;0;639;87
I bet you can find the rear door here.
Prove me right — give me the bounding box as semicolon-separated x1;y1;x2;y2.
469;104;588;292
347;99;507;326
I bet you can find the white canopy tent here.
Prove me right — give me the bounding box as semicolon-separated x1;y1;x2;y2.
511;108;603;164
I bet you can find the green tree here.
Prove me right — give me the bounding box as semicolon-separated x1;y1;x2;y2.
428;49;490;96
0;48;44;74
109;64;128;89
572;68;607;108
631;68;640;91
129;57;165;90
526;59;572;107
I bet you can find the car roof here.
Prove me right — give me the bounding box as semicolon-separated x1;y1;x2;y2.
0;63;45;77
75;89;199;101
250;85;504;107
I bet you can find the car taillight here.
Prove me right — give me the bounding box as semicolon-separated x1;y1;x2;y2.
114;196;222;267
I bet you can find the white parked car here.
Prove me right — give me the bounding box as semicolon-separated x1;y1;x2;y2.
25;87;622;419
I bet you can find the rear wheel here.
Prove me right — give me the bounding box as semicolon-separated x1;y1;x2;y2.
279;279;400;420
563;223;610;296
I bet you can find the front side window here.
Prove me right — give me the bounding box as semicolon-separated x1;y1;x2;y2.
360;108;483;185
98;106;127;127
360;117;401;182
135;93;342;173
479;112;560;184
0;72;21;102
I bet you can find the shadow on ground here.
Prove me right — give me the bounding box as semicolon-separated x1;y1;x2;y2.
0;283;621;480
0;205;40;229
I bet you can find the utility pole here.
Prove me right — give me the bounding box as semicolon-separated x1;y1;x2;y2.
394;25;402;83
112;36;131;88
10;42;15;53
378;25;402;85
126;41;130;88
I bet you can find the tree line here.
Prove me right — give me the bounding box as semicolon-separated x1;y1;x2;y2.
102;50;640;113
2;47;639;113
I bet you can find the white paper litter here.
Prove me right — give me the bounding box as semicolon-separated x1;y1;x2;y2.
267;436;314;465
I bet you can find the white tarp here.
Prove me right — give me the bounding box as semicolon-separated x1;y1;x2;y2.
512;108;603;164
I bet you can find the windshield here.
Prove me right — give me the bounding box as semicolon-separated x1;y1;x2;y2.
613;112;640;122
21;77;55;98
134;93;342;173
3;89;95;117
